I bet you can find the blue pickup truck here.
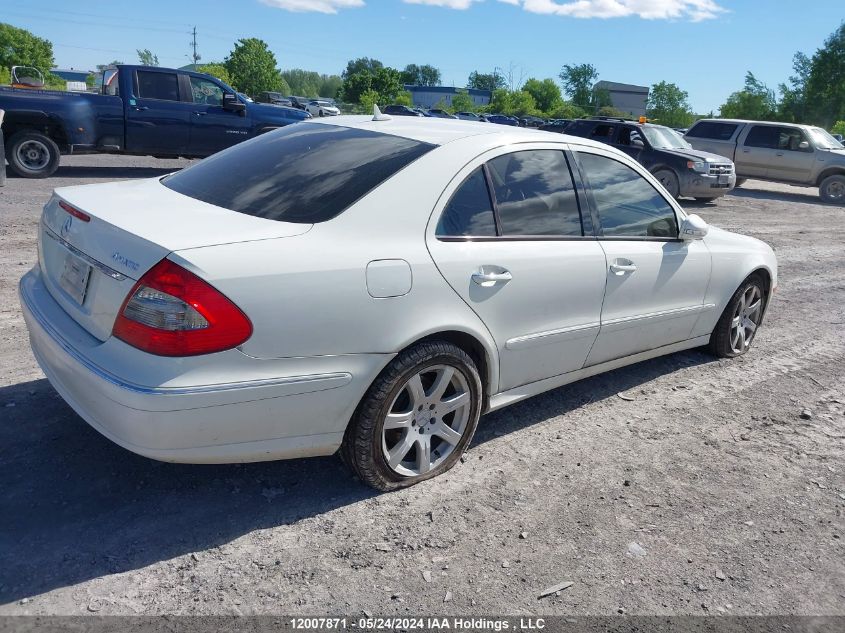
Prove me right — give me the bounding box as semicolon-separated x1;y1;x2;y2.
0;64;310;178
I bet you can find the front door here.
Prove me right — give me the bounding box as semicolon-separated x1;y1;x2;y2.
186;75;252;155
766;126;816;183
573;149;711;366
427;147;608;391
737;124;782;178
125;69;191;155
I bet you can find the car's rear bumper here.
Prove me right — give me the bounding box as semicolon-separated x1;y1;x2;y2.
19;265;392;463
679;171;736;198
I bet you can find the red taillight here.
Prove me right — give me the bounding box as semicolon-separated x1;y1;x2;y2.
112;259;252;356
59;200;91;222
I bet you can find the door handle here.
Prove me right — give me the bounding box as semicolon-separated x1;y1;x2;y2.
471;269;512;287
132;105;149;111
610;262;637;275
193;111;208;116
776;152;784;156
741;149;750;153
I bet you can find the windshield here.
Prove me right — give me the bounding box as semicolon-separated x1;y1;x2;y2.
808;127;844;149
642;126;692;150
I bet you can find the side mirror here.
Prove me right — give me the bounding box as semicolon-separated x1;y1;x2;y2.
222;93;246;114
681;213;709;240
798;140;810;150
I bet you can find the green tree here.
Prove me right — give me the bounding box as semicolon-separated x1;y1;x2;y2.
450;90;475;113
318;74;342;98
487;89;539;116
137;49;159;66
340;62;402;105
359;89;380;112
342;57;383;80
0;66;11;85
720;72;777;120
224;38;284;96
547;102;587;120
646;81;694;127
197;63;234;87
830;120;845;136
467;70;506;92
394;91;413;107
400;63;441;87
597;105;632;118
559;63;598;109
0;23;55;75
522;78;562;114
777;52;811;122
804;22;845;126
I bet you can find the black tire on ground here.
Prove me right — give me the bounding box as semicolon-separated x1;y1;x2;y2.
708;273;767;359
819;174;845;205
735;178;747;187
653;168;680;199
318;110;324;117
341;340;483;491
5;131;60;178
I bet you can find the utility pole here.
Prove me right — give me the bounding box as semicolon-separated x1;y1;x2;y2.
189;27;201;70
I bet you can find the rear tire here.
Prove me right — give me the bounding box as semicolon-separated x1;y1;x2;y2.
819;174;845;205
653;168;680;199
6;131;60;178
341;341;482;491
708;274;766;358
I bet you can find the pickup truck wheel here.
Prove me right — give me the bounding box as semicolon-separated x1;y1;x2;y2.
819;174;845;205
6;131;60;178
735;178;747;187
653;169;680;199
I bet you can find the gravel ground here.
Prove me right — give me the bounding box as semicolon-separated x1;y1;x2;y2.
0;154;843;616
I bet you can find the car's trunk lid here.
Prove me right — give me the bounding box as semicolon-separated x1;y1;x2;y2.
39;177;311;342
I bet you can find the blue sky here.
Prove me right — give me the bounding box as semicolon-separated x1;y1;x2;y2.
6;0;843;112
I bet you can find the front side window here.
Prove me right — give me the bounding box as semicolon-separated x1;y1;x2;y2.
578;152;678;238
163;123;434;223
775;127;810;151
436;168;496;237
190;77;224;106
487;150;582;236
589;124;616;141
136;71;179;101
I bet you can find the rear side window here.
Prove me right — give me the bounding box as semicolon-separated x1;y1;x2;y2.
436;168;496;237
487;150;582;236
137;71;179;101
578;152;678;238
744;125;780;148
163;123;434;223
589;124;616;141
686;121;738;140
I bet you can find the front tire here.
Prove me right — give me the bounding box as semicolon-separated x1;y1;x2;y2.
6;131;61;178
708;274;766;358
341;341;482;491
819;174;845;205
653;168;680;199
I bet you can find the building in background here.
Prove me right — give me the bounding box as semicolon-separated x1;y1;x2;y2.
405;85;491;109
593;81;649;117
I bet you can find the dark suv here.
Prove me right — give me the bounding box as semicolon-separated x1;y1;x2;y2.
383;105;423;117
564;117;736;201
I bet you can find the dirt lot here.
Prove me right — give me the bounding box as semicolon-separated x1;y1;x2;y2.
0;154;843;616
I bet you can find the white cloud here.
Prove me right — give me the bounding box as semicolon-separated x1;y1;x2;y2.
507;0;726;20
259;0;365;13
403;0;482;8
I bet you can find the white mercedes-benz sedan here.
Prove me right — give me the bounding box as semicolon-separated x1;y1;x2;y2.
20;114;777;491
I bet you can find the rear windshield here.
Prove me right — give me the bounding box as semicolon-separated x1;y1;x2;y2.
162;123;435;223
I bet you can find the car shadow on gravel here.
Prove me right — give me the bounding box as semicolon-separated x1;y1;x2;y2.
726;186;822;205
0;349;714;604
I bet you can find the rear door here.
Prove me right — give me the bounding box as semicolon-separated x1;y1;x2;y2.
684;120;740;161
571;147;711;366
185;75;252;155
125;69;191;155
427;145;608;391
737;124;780;178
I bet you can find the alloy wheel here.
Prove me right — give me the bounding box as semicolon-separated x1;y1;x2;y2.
381;364;471;477
730;285;762;354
